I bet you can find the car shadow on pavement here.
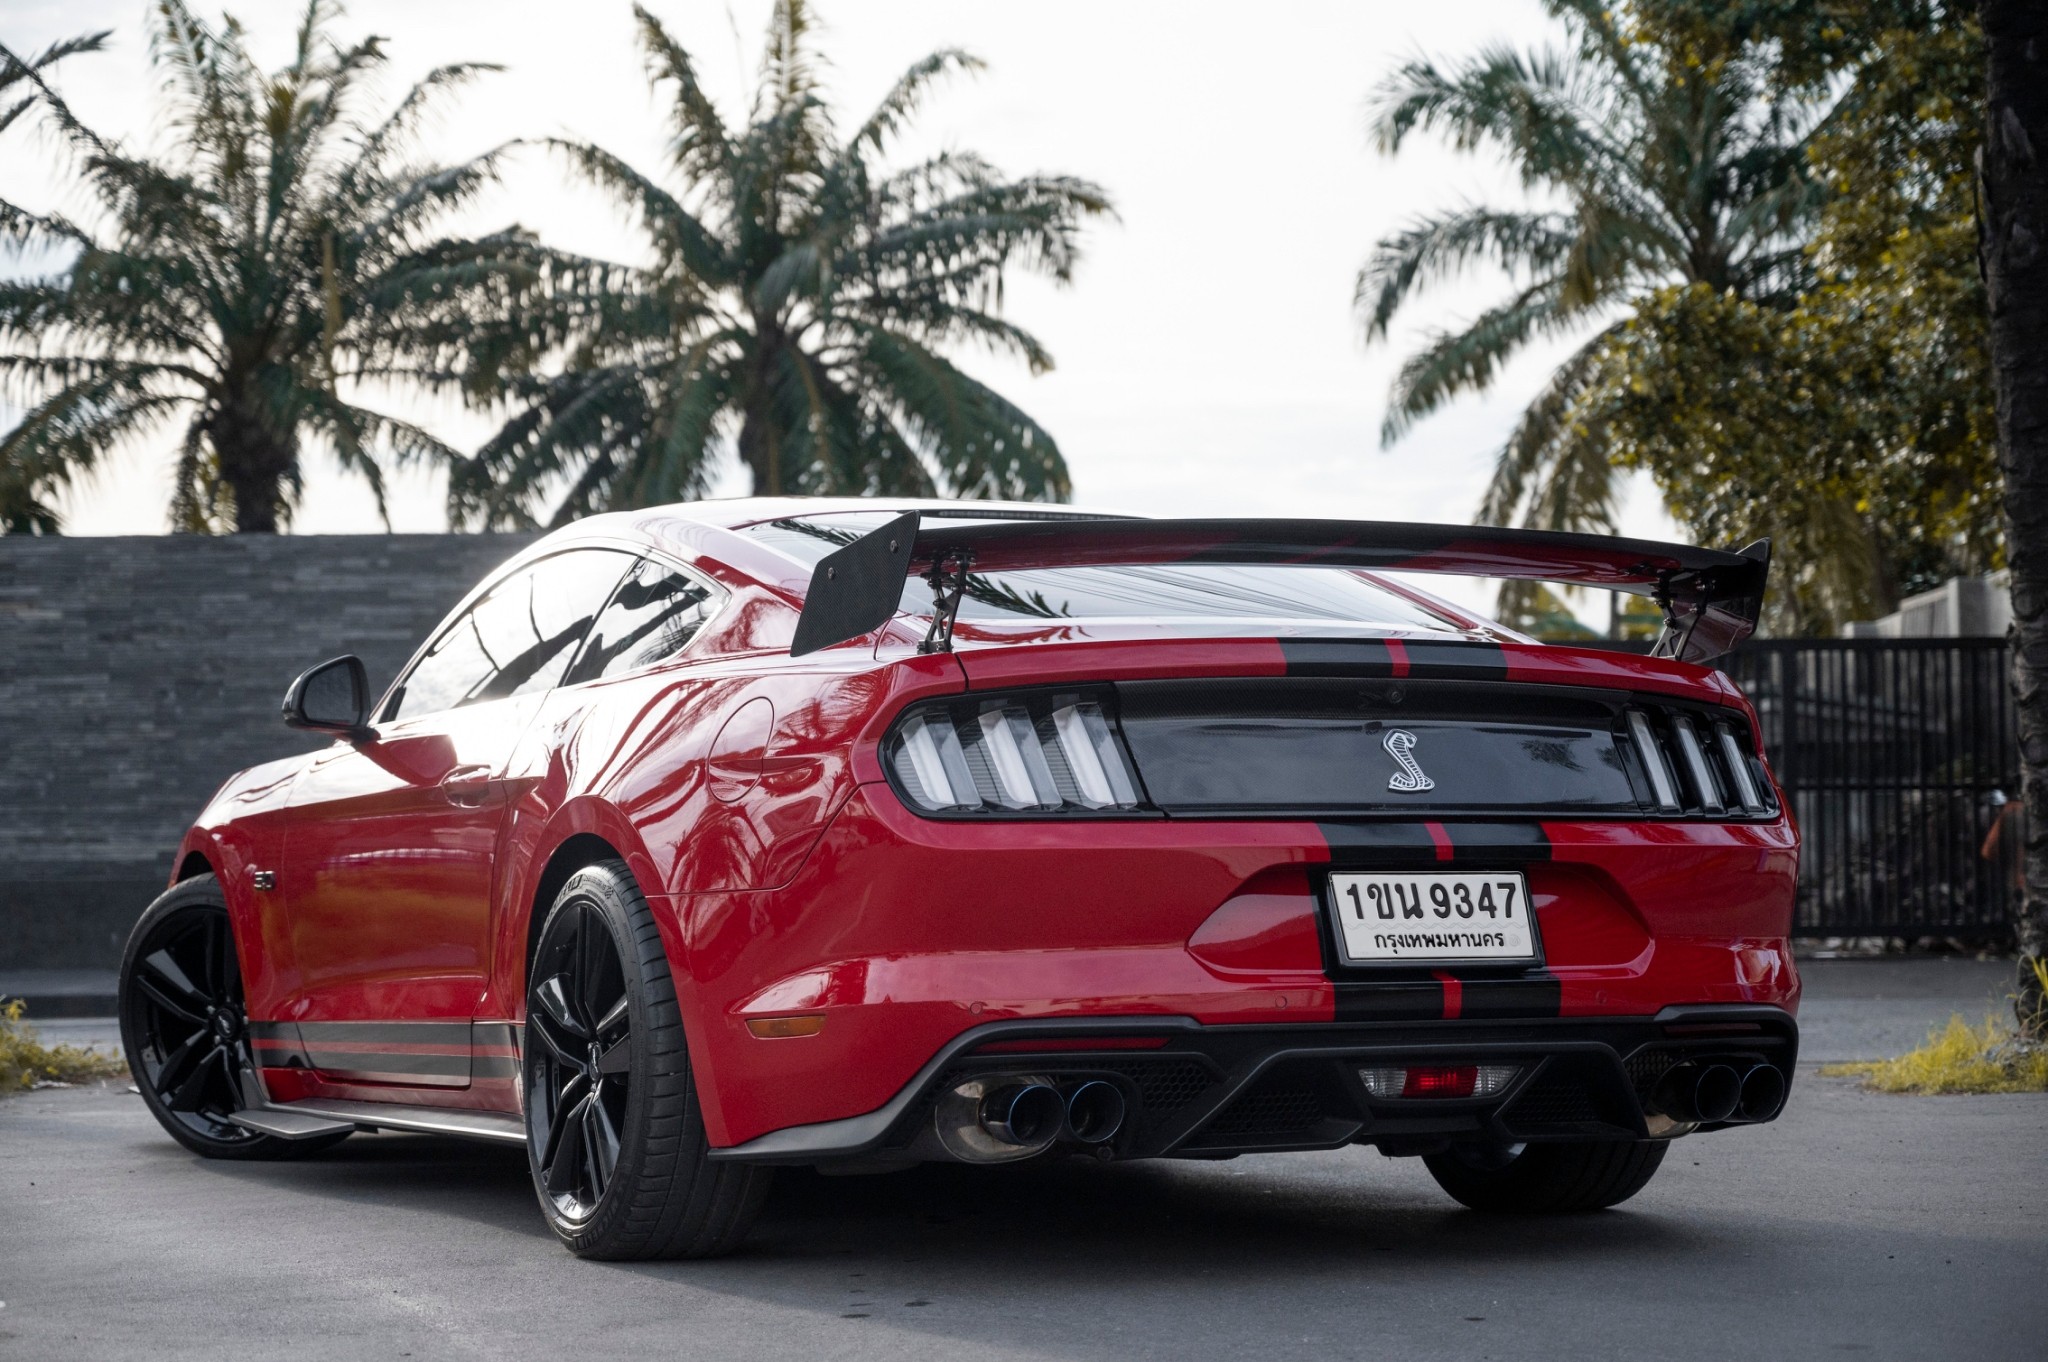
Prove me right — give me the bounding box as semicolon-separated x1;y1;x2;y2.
743;1156;1707;1269
182;1128;550;1240
183;1130;1709;1267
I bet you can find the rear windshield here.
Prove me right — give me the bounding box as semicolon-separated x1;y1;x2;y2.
743;515;1464;631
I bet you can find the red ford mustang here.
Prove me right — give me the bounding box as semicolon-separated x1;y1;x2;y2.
120;499;1798;1259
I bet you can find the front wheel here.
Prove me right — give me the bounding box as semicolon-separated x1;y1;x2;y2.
1424;1138;1668;1213
119;874;347;1161
523;860;771;1259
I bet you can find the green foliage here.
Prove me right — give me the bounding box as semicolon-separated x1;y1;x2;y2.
0;1;599;533
450;1;1112;528
1578;7;1995;631
0;999;126;1092
1360;0;1825;552
1363;0;1998;634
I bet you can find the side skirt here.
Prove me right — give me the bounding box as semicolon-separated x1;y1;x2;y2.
234;1067;526;1144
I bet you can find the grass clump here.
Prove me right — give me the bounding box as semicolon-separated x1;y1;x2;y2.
0;998;127;1093
1821;1013;2048;1095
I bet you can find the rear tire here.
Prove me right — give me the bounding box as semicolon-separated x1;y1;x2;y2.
119;874;347;1161
1424;1138;1667;1213
523;859;771;1260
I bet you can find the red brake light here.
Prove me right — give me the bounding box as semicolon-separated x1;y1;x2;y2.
1402;1065;1479;1098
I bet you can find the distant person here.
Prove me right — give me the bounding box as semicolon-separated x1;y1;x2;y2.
1981;791;2026;894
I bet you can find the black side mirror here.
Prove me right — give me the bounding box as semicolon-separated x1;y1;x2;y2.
283;655;376;742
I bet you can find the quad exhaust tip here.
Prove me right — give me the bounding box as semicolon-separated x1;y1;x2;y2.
980;1082;1064;1147
1652;1061;1787;1124
1064;1081;1126;1144
1737;1063;1787;1121
1652;1062;1744;1124
934;1075;1130;1162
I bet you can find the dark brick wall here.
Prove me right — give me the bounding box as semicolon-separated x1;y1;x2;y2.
0;533;536;967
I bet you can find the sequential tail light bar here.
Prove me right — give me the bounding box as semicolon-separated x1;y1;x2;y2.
1623;705;1774;817
885;689;1148;816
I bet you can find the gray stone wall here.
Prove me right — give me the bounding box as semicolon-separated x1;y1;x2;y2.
0;533;536;967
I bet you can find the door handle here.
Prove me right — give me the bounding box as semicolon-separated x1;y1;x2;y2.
438;763;496;808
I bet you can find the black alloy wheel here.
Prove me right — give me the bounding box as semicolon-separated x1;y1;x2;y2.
526;898;634;1221
120;874;345;1160
521;861;771;1259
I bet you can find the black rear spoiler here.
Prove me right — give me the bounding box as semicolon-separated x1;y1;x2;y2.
788;511;1770;664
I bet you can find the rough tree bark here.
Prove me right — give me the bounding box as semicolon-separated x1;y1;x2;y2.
1981;0;2048;1036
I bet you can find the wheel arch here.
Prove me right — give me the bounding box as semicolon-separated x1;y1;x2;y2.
524;832;627;980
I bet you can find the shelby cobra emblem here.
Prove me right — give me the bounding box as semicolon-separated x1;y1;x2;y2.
1383;729;1435;793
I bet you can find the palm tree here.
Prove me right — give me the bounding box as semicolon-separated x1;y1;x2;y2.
1357;0;1821;538
0;1;595;533
0;29;110;530
450;0;1111;529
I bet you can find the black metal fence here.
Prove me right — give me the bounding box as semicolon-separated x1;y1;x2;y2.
1721;639;2017;940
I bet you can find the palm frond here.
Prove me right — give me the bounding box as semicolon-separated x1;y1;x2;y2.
1381;281;1579;444
631;4;733;185
1357;206;1575;340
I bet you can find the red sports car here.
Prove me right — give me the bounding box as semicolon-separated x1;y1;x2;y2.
120;499;1798;1259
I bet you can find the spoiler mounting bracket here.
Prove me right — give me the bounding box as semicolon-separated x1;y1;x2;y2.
919;548;975;653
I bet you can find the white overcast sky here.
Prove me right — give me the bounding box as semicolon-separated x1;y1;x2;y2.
1;0;1680;615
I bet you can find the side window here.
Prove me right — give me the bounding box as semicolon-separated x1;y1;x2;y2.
564;559;717;685
385;549;634;721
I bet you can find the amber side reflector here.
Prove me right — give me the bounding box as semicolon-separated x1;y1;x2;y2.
976;1036;1169;1054
747;1015;825;1039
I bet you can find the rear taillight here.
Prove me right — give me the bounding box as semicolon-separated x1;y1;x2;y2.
1623;704;1773;816
1358;1064;1520;1100
885;689;1148;816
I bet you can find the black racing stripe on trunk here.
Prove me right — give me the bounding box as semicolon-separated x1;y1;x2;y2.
1318;822;1442;868
1317;822;1558;1019
303;1050;472;1080
1399;640;1509;680
1440;822;1554;863
1318;822;1552;868
1332;980;1448;1023
1279;639;1400;677
294;1021;473;1048
1280;638;1509;680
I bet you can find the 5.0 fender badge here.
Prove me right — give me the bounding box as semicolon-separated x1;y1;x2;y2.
1383;729;1435;793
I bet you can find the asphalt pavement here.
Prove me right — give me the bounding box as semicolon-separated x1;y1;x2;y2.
1;957;2043;1362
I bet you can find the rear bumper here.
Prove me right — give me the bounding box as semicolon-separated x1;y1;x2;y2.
708;1003;1798;1165
676;787;1800;1148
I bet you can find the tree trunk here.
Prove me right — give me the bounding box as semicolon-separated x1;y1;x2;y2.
1980;0;2048;1037
737;330;785;497
204;389;296;534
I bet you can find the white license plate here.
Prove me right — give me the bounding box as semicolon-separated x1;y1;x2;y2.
1327;871;1540;965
